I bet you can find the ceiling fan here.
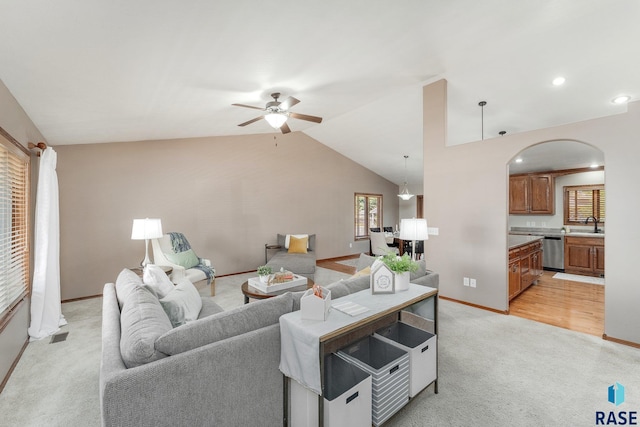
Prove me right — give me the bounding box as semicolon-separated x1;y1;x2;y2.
232;92;323;134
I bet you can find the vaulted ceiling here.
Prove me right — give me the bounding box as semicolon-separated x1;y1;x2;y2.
0;1;637;189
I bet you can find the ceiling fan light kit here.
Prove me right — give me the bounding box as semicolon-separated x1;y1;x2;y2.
232;92;322;134
264;113;288;129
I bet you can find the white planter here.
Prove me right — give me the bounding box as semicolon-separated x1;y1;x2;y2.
259;274;270;284
395;271;410;292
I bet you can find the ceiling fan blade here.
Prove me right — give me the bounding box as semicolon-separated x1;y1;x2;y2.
280;122;291;134
238;116;264;127
232;103;265;111
289;112;323;123
279;96;300;111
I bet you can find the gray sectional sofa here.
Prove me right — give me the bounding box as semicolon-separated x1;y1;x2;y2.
265;234;317;280
100;254;438;427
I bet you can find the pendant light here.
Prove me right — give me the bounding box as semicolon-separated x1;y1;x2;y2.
479;101;487;140
398;155;414;200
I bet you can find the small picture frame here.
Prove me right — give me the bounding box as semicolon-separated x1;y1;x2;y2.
371;263;395;294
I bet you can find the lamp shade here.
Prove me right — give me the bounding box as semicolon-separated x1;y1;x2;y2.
399;218;428;241
131;218;163;240
264;113;288;129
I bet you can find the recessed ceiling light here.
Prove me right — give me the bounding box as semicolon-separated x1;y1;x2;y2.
612;95;631;104
515;158;523;163
552;77;566;86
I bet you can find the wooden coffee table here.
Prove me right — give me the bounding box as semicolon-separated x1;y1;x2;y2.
241;278;315;304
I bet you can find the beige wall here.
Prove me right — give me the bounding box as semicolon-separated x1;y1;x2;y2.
55;132;399;300
423;79;640;345
0;79;46;387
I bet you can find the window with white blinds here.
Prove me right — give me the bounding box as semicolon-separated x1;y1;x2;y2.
0;138;30;319
564;184;605;225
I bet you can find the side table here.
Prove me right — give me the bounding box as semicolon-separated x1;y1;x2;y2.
264;243;282;264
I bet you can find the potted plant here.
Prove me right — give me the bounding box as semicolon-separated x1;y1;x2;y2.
257;265;273;284
381;252;418;291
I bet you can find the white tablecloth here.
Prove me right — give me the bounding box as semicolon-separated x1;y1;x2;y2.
279;284;436;395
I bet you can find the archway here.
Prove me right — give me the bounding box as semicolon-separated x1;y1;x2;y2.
507;139;605;336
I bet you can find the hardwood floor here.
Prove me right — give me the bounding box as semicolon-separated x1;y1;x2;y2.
319;257;605;337
317;255;358;275
509;270;604;336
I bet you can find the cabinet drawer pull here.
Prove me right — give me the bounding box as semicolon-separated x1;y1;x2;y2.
389;365;400;374
346;391;359;404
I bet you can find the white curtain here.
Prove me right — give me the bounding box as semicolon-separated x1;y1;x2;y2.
28;147;66;340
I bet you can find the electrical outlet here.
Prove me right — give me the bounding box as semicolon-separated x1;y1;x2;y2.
349;243;352;248
470;278;477;288
463;277;470;286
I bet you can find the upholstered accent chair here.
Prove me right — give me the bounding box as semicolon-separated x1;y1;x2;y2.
151;233;216;295
370;231;399;256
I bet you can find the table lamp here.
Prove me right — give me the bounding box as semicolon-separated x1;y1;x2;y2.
131;218;163;267
399;218;428;261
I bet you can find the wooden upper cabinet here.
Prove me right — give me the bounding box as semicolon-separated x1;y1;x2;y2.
509;175;529;214
509;173;554;215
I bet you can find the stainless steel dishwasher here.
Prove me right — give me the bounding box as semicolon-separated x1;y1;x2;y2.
542;235;564;271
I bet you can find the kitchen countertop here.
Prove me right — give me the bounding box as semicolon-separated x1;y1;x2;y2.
508;235;544;250
509;227;604;238
565;232;605;238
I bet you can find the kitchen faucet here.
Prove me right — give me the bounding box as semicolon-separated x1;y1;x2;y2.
584;216;600;233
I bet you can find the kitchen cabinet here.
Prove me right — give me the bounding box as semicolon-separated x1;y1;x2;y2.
564;236;605;277
509;173;555;215
508;239;543;301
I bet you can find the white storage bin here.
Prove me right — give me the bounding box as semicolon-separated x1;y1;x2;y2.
337;335;409;426
374;321;437;398
289;354;372;427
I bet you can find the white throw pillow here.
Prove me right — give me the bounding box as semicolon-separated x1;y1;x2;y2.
159;278;202;327
143;264;174;299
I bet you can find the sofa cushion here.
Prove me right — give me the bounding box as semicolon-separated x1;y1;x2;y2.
410;259;428;281
159;278;203;327
143;264;175;298
197;297;225;319
115;268;143;310
266;251;316;274
326;275;371;299
155;292;294;355
120;286;172;368
355;253;378;272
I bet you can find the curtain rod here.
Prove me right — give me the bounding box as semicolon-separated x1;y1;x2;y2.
27;141;47;156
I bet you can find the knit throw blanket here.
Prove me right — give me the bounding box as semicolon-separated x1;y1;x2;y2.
168;232;215;283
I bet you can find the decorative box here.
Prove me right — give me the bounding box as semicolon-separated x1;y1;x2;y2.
300;286;331;321
247;274;307;294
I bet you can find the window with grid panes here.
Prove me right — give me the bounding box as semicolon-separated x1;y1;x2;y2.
564;184;605;225
354;193;383;240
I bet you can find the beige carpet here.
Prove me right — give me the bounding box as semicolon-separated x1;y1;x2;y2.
2;267;640;427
